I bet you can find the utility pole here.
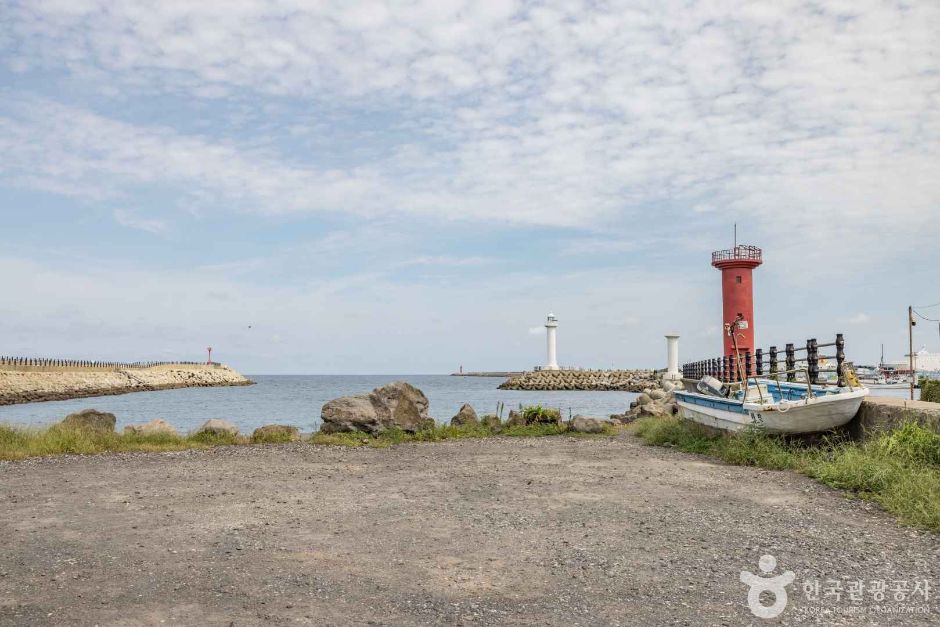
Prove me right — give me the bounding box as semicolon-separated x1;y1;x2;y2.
909;306;915;400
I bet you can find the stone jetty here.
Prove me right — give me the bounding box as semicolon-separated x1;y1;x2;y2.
0;363;253;405
498;369;659;392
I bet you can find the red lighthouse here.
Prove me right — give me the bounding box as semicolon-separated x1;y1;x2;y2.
711;244;762;358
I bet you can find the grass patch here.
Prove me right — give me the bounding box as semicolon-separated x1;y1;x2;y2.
1;414;615;460
0;423;251;461
521;405;562;425
631;416;940;532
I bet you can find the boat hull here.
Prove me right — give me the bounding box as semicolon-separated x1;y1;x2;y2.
675;386;868;434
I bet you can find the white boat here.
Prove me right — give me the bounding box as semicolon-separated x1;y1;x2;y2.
674;377;869;434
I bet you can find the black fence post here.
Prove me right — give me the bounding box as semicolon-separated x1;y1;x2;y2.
836;333;846;387
755;348;763;376
745;350;752;380
769;346;777;376
786;343;795;382
807;338;819;385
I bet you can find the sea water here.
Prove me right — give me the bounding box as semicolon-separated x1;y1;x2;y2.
0;375;640;433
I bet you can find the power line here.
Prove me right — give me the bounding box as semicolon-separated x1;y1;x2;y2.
913;309;940;323
914;301;940;309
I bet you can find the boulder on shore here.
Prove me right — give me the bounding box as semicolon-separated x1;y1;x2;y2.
450;403;479;427
195;419;239;437
123;419;177;436
568;415;610;433
61;409;116;432
320;381;434;435
505;410;526;428
480;415;502;430
252;424;300;442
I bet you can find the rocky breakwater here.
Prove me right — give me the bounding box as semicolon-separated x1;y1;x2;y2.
0;364;253;405
498;369;658;392
615;380;681;422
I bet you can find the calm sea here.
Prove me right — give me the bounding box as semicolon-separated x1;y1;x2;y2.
0;375;640;433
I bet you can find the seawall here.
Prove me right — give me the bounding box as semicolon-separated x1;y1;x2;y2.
499;369;658;392
848;396;940;440
0;364;253;406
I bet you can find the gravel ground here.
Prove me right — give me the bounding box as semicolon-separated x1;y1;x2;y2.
1;433;938;626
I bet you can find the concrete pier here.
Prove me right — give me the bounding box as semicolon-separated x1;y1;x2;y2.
848;396;940;440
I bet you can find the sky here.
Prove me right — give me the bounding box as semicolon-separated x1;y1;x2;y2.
0;0;938;374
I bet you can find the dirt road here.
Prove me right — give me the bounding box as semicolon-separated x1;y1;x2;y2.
2;433;938;625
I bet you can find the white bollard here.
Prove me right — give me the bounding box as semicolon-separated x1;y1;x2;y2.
664;335;681;380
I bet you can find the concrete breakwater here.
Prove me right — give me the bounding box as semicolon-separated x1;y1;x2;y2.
0;363;253;405
498;369;658;392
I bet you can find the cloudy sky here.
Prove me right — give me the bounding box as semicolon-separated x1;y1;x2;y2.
1;0;938;373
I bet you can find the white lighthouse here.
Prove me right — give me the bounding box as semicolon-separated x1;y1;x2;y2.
544;313;559;370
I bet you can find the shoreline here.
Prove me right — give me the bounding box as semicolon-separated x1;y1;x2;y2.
0;379;254;406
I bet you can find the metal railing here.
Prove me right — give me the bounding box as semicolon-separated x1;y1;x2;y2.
682;333;849;387
711;245;762;264
0;356;219;370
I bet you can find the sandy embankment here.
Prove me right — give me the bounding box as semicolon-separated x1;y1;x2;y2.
0;364;252;405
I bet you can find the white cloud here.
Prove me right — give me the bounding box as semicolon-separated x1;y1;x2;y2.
113;208;168;235
0;0;935;254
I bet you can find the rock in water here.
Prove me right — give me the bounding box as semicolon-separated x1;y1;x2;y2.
195;419;239;437
320;381;434;435
61;409;116;432
569;415;609;433
252;424;300;442
123;419;177;436
450;403;479;427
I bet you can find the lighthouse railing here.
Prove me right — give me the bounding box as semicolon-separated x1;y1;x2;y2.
681;333;848;387
710;245;762;264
